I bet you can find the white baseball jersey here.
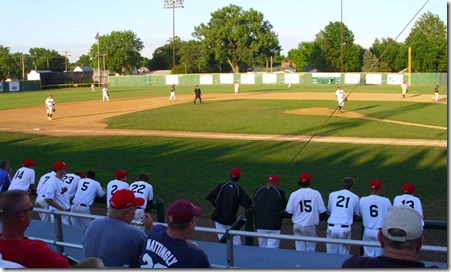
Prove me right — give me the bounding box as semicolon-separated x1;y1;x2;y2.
359;195;392;229
72;178;105;206
45;97;55;109
285;187;327;227
335;89;345;105
106;179;129;208
44;176;70;211
129;180;153;208
8;166;35;192
401;83;408;93
37;171;55;197
63;173;82;201
393;194;424;219
327;189;360;225
234;82;240;93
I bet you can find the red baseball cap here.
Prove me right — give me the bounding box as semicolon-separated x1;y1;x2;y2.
369;180;382;190
402;183;415;194
110;189;144;209
115;170;128;180
268;175;279;185
75;171;85;179
167;200;202;224
53;161;68;170
230;168;241;178
299;172;311;183
23;159;37;167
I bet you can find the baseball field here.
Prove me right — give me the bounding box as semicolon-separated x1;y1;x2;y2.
0;84;447;225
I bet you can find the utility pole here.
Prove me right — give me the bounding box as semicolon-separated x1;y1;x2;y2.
100;53;107;70
164;0;184;73
340;0;343;74
62;50;71;71
20;54;25;80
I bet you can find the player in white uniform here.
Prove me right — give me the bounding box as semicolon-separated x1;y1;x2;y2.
285;172;327;252
102;85;109;101
35;170;55;221
359;180;392;257
129;173;154;229
70;171;106;227
8;159;37;193
401;81;408;98
45;94;55;120
335;86;346;113
326;177;360;255
63;171;83;203
393;183;424;226
106;169;130;210
234;80;240;95
169;84;177;102
44;161;71;225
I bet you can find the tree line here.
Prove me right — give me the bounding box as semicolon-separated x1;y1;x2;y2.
0;6;446;81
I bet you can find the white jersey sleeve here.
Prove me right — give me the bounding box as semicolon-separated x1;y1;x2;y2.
8;167;35;191
37;171;55;196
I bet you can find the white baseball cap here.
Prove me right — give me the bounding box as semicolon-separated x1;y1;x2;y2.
382;205;423;242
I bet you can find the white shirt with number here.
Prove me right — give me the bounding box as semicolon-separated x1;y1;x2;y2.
393;194;424;224
285;187;327;227
45;176;70;211
63;173;82;201
72;178;105;206
327;189;360;225
130;181;153;208
359;195;392;229
37;171;55;197
8;167;35;192
106;179;130;208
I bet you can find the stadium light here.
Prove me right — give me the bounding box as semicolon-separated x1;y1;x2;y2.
164;0;184;72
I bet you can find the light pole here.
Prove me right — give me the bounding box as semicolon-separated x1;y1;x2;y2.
164;0;184;72
340;0;343;73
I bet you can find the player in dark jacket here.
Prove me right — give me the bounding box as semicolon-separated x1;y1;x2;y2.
253;175;287;248
205;168;252;245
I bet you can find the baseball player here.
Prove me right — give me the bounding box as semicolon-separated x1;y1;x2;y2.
393;183;424;226
359;180;392;257
35;170;56;221
91;83;95;92
234;80;240;95
106;169;130;210
285;172;327;252
169;84;177;102
44;161;71;225
70;171;106;228
193;85;202;104
205;168;252;245
326;177;360;255
63;171;84;203
130;173;154;230
45;94;55;120
335;86;346;113
253;175;288;249
8;159;37;193
432;84;439;102
401;81;408;98
102;85;109;102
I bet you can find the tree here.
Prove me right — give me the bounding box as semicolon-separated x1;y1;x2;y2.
0;46;13;80
287;42;314;72
361;50;379;72
313;22;361;72
28;48;65;72
89;30;144;74
75;54;93;67
405;11;447;72
370;38;407;72
192;4;281;72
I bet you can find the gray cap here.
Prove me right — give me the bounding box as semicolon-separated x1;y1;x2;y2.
382;205;423;242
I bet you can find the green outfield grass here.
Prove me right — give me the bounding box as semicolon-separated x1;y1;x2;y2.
0;85;447;221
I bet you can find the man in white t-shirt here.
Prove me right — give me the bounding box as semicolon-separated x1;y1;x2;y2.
285;172;327;252
71;171;106;227
130;173;154;229
393;183;424;226
63;171;83;203
326;177;360;255
106;169;130;210
44;161;71;225
8;159;37;193
359;180;392;257
35;170;55;221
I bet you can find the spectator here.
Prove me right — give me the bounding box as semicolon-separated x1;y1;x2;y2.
0;189;70;268
206;168;252;245
130;173;154;230
8;159;37;193
359;180;392;257
326;177;360;255
285;172;327;252
35;169;55;221
342;205;437;268
393;183;424;226
140;200;211;268
44;161;71;225
0;160;12;192
106;170;130;210
83;189;153;268
70;171;106;228
252;175;288;249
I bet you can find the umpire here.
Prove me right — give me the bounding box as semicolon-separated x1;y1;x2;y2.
253;175;288;249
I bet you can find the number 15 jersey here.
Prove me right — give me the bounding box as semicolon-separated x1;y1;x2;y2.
285;187;327;227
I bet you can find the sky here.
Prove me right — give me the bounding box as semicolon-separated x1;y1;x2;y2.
1;0;448;63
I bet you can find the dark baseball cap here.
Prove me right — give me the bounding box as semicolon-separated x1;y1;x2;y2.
167;200;202;224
